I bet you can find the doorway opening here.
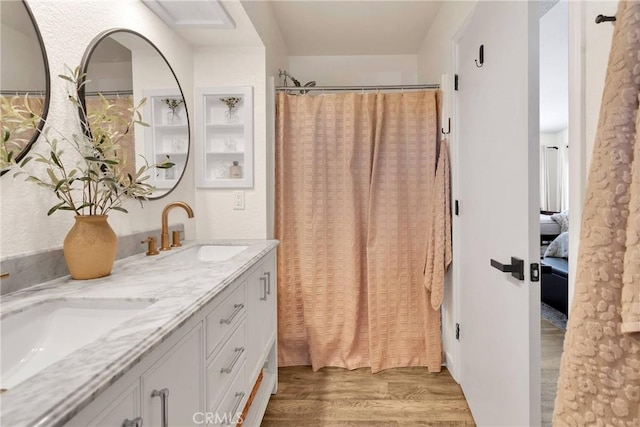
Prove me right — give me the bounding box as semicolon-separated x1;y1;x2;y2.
539;1;569;425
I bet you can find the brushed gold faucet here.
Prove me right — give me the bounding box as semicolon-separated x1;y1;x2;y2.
161;201;194;251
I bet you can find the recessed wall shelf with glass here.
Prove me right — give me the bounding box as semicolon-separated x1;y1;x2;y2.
143;89;189;190
195;86;253;188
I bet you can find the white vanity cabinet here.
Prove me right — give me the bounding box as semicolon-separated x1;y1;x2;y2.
65;248;277;427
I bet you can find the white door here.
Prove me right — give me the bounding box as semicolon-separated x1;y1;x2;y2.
455;1;540;426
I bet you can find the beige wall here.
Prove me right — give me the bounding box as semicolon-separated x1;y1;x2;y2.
417;1;475;82
0;0;195;258
415;0;475;381
240;0;289;238
288;55;418;86
583;1;616;170
193;47;268;239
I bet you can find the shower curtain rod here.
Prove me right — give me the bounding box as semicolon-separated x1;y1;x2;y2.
276;84;439;92
84;90;134;97
0;90;46;96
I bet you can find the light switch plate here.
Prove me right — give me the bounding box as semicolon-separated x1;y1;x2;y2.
233;191;245;210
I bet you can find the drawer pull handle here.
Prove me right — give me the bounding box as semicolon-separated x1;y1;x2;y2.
122;417;143;427
224;392;246;425
259;277;267;301
220;304;244;325
264;271;272;295
151;388;169;427
221;347;245;374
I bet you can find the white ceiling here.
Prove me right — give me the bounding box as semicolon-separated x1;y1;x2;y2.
157;0;566;133
270;1;442;55
164;0;443;54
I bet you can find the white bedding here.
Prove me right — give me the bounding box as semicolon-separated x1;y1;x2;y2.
541;214;561;235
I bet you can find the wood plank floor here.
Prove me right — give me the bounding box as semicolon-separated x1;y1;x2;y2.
262;366;475;426
541;318;565;427
264;318;565;427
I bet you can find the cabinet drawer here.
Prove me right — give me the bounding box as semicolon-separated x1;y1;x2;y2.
206;281;246;357
207;321;246;412
209;364;247;426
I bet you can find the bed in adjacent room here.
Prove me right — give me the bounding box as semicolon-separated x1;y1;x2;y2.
540;212;561;244
540;211;569;316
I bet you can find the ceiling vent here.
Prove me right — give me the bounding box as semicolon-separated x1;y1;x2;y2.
142;0;235;29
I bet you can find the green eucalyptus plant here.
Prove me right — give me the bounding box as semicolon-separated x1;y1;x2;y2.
1;65;173;216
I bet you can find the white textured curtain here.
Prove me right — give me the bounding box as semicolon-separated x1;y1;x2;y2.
540;145;549;209
540;145;562;211
560;143;569;211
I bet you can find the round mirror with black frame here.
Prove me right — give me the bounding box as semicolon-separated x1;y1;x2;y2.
0;0;51;176
79;28;189;199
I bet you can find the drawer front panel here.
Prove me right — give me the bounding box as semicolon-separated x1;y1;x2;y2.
206;321;246;411
206;281;246;357
209;364;247;426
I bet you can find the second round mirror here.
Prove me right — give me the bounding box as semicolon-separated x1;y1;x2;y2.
80;29;189;199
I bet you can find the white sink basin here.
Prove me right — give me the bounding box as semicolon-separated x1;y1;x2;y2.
1;298;154;390
164;245;248;263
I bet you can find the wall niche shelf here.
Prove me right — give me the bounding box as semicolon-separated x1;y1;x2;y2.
143;89;189;189
195;86;253;188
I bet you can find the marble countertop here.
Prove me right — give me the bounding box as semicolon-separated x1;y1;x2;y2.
0;239;279;427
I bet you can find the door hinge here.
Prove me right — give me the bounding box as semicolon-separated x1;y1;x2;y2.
454;200;459;216
455;323;460;340
454;74;459;91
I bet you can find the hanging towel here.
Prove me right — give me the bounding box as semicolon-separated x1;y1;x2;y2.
423;138;452;310
554;1;640;425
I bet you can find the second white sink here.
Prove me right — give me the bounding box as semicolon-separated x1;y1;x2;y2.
164;245;248;263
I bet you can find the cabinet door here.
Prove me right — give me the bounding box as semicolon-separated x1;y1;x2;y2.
67;380;140;427
246;251;277;384
142;323;203;426
92;382;140;427
263;252;277;348
246;264;266;379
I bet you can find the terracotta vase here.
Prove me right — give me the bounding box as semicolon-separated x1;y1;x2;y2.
63;215;118;280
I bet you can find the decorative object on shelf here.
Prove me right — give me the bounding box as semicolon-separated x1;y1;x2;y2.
230;161;243;179
220;96;241;123
215;162;228;179
224;138;237;152
162;97;184;124
173;137;187;153
1;66;174;279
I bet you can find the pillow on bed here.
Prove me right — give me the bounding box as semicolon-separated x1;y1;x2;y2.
544;231;569;258
551;211;569;233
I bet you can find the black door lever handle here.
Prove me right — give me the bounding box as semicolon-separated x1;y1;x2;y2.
490;257;525;281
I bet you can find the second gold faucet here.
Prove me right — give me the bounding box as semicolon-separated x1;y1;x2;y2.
161;201;195;251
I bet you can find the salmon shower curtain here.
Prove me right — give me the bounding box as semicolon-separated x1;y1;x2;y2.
275;91;445;373
553;1;640;424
